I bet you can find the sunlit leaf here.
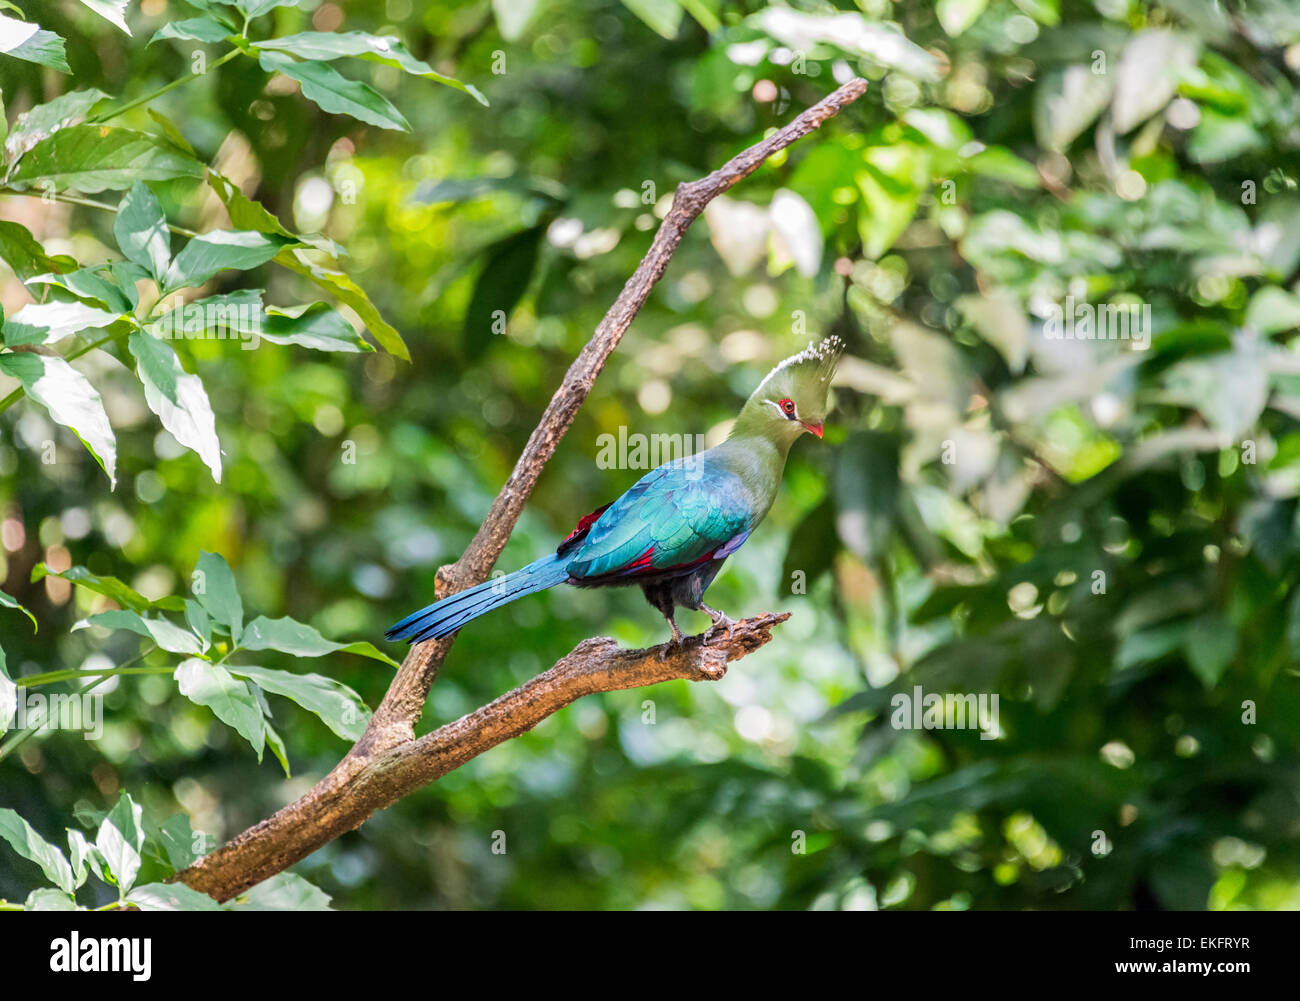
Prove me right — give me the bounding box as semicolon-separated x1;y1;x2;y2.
256;50;410;131
174;658;265;758
193;551;244;642
0;352;117;487
255;31;487;105
115;181;171;281
239;615;400;667
128;330;222;481
230;664;371;740
0;809;75;894
95;793;145;894
6;125;204;193
0;14;70;73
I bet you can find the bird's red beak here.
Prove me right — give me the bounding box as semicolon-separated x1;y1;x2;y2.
801;421;824;439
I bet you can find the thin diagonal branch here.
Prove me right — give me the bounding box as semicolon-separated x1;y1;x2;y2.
173;79;867;902
367;77;868;748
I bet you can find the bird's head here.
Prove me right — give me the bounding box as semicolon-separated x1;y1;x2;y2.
734;336;844;446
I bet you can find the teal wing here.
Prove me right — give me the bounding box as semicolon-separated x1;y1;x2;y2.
565;459;754;580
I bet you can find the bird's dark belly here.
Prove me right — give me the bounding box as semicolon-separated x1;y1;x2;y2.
634;560;726;613
567;557;722;593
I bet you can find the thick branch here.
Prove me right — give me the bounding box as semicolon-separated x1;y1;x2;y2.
173;79;867;902
177;613;789;902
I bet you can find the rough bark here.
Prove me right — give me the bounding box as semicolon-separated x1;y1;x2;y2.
174;79;867;903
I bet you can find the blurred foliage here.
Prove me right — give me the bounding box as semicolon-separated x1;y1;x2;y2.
1;0;1299;910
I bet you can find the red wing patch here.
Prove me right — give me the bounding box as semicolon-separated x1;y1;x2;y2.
625;547;657;571
557;503;613;555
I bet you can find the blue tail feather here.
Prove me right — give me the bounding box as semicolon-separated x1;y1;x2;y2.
385;553;570;643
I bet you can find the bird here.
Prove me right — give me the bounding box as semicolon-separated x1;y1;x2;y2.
386;336;844;651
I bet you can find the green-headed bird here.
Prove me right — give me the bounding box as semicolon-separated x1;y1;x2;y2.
387;336;843;650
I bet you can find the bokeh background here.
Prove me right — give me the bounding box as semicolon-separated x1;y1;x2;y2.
2;0;1299;909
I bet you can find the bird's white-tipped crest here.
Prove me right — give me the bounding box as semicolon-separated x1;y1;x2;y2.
751;335;845;399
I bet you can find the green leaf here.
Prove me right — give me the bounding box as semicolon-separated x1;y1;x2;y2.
276;247;409;359
231;664;371;740
174;658;265;758
0;586;36;631
0;808;75;894
95;792;145;894
755;8;940;79
1112;30;1199;134
621;0;682;39
1033;65;1114;152
193;550;243;641
165;229;292;292
224;871;331;910
30;563;185;612
4;88;109;161
0;14;70;73
1163;341;1270;440
492;0;540;42
781;497;837;593
146;107;197;157
259;302;370;352
855;144;928;259
463;225;543;357
236;0;299;16
254;31;487;105
1188;108;1266;164
0;642;14;735
79;609;204;655
149;16;232;45
79;0;132;35
256;50;410;131
204;171;409;359
175;0;239;26
0;352;117;487
126;882;221;910
26;266;135;313
263;718;291;776
834;431;901;566
184;598;212;647
204;169;299;240
0;220;73;281
1;300;122;347
967;147;1041;189
1184;613;1237;688
128;330;222;481
240;614;400;667
66;829;97;889
1246;286;1300;335
6;125;204;194
115;181;171;281
148;813;198;872
25;887;78;910
937;0;988;36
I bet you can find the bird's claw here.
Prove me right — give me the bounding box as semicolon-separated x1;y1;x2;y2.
659;621;685;660
704;611;736;643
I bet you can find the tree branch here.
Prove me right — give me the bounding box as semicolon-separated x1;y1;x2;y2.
173;78;867;902
177;613;789;902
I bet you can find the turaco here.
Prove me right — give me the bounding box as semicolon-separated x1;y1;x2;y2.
387;336;844;652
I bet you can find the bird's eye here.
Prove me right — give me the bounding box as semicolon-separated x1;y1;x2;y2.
779;398;796;416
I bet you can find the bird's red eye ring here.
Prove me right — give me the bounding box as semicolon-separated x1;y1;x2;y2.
779;398;796;416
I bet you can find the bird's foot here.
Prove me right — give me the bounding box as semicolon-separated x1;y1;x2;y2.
657;618;686;660
700;604;736;643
